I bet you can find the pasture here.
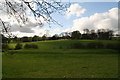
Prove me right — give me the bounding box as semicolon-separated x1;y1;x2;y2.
2;40;119;78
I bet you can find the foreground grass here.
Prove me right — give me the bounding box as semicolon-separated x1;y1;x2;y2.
3;40;119;78
2;49;119;78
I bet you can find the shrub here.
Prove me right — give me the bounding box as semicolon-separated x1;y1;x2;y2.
31;44;38;49
15;43;22;50
2;44;9;52
24;44;30;49
59;46;63;49
106;43;120;50
87;42;104;49
71;42;85;49
24;43;38;49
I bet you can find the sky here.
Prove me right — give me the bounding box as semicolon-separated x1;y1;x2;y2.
0;1;119;37
54;2;118;33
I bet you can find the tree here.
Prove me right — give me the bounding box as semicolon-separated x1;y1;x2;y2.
0;0;68;38
97;29;105;40
71;31;81;39
32;35;39;41
59;32;71;39
1;34;8;43
83;29;90;34
63;32;71;39
13;36;20;42
82;29;90;39
97;29;113;40
89;29;97;39
42;34;47;40
108;30;113;40
21;36;32;42
51;34;59;40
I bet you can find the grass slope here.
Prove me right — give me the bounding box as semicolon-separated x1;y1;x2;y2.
9;39;119;49
2;40;119;78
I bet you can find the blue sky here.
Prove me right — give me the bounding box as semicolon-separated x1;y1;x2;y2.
79;2;118;16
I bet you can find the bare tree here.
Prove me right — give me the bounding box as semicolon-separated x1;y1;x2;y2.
83;29;89;34
0;0;68;37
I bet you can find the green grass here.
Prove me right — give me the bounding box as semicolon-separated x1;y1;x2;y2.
2;40;119;78
9;39;119;49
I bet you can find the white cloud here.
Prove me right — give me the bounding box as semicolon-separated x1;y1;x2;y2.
0;0;47;34
66;4;86;17
0;11;46;33
66;8;119;34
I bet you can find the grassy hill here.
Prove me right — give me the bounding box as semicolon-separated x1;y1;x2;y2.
2;39;119;78
9;39;119;50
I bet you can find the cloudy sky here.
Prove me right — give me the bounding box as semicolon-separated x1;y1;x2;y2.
0;1;119;37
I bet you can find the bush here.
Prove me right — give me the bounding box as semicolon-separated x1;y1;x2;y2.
86;42;104;49
71;42;85;49
105;43;120;50
59;46;63;49
24;43;38;49
15;43;22;50
2;44;9;52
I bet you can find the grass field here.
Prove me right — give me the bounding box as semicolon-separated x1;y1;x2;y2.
2;40;119;78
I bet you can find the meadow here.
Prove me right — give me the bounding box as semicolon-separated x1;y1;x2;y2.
2;40;119;78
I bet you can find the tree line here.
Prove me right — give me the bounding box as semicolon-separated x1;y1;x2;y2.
1;29;120;43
